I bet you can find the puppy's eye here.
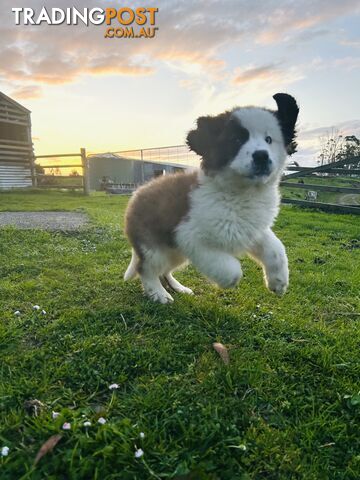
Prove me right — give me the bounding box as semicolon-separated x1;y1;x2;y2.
265;136;272;144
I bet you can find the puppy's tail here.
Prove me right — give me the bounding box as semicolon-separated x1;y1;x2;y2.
124;249;139;281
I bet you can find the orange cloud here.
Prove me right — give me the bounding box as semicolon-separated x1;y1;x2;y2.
88;60;154;76
1;0;359;98
231;63;305;91
232;64;281;85
10;85;43;100
159;50;225;71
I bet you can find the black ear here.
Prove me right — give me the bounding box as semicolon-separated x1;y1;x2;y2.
273;93;299;155
186;114;228;157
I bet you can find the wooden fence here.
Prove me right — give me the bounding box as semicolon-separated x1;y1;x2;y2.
35;148;90;195
34;146;360;214
280;156;360;215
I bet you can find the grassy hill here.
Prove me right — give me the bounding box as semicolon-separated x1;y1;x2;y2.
0;190;359;479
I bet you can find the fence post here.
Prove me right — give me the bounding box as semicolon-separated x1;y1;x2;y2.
81;148;90;195
30;153;38;187
140;149;144;183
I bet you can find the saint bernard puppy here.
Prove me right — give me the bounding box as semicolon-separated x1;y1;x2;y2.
124;93;299;303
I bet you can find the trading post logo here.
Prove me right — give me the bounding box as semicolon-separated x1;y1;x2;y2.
12;7;159;39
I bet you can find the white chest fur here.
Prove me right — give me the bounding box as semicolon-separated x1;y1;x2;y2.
176;175;280;255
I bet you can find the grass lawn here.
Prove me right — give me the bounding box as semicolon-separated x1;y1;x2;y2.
0;190;359;479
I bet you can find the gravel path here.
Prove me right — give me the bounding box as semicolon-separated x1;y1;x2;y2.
0;211;89;231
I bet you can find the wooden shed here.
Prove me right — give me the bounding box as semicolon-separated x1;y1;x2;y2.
0;92;35;189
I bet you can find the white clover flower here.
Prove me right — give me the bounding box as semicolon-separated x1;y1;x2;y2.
62;422;71;430
135;448;144;458
139;432;145;439
1;446;9;456
109;383;119;390
52;411;60;419
83;421;91;427
98;417;106;425
33;305;40;310
41;310;47;315
14;311;21;316
239;444;247;451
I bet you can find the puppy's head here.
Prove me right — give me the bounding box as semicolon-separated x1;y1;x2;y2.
186;93;299;183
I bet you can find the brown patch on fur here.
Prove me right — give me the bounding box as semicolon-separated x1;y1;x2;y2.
186;111;249;174
125;171;198;264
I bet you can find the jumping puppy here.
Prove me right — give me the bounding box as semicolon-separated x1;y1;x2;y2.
124;93;299;303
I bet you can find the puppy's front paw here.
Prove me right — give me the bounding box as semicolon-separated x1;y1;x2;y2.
266;265;289;296
146;289;174;304
267;277;288;296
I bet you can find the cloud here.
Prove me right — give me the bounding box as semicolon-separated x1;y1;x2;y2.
0;42;155;86
0;0;237;90
1;0;359;99
300;119;360;141
232;63;282;85
255;0;360;45
10;85;43;99
231;63;304;87
340;39;360;48
333;56;360;70
159;49;225;72
236;53;360;91
289;28;332;44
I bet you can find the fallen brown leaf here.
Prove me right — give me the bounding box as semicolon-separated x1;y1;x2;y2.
213;342;230;365
34;434;62;465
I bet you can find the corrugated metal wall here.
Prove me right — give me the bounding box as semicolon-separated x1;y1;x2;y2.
88;155;187;190
0;92;34;190
88;157;136;190
0;164;32;189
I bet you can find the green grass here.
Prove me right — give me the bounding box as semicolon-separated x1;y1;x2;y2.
0;190;359;479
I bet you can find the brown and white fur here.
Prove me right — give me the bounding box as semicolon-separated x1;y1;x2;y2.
124;93;299;303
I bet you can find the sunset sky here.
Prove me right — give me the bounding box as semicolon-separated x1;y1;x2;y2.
1;0;360;165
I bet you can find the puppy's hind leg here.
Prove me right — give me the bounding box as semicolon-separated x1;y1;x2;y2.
124;248;139;281
142;273;174;304
165;272;194;295
139;247;174;304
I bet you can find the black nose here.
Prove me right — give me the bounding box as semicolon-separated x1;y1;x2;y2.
252;150;271;175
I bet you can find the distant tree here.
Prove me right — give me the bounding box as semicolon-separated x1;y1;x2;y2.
318;130;360;169
340;135;360;169
54;168;61;176
69;169;80;177
318;128;344;165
